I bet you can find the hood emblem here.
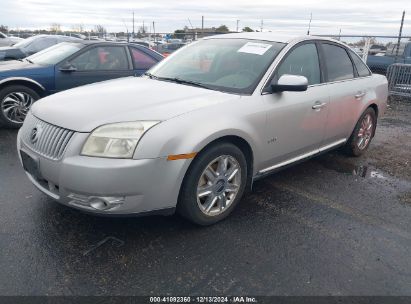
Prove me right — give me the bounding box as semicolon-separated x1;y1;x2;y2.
30;125;42;144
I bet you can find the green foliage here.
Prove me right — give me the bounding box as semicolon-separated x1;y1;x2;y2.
242;27;254;32
215;25;229;32
173;29;185;38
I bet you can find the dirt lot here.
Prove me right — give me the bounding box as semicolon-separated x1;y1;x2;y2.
0;98;410;296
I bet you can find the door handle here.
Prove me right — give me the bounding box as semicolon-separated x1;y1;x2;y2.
355;91;366;99
312;102;327;110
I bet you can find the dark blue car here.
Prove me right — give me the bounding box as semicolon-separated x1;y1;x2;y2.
0;41;164;127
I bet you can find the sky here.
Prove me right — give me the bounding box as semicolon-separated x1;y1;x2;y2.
0;0;410;37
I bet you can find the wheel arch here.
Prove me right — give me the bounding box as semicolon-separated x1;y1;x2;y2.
183;134;255;195
0;78;46;97
368;103;379;118
367;103;379;137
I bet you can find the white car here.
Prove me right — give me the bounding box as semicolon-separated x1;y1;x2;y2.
0;32;22;47
17;33;388;225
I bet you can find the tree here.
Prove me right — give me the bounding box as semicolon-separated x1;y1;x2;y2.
0;25;8;33
50;23;61;33
242;26;254;32
215;25;229;32
173;29;185;39
94;25;107;37
71;24;84;33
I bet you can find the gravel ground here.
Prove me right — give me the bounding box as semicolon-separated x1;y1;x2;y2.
0;99;410;296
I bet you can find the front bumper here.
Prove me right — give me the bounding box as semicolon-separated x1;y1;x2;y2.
17;130;190;215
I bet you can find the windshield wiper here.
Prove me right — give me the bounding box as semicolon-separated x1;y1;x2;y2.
24;58;34;64
144;72;212;90
173;77;213;90
144;72;158;79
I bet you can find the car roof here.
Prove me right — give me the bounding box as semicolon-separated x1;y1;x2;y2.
63;40;164;57
204;32;343;45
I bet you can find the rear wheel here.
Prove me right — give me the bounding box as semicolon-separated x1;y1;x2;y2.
344;107;377;156
178;142;247;225
0;85;40;128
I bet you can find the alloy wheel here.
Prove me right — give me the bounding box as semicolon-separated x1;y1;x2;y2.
1;92;35;124
357;113;373;150
196;155;242;216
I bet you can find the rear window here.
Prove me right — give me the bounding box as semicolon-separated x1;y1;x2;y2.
386;43;406;56
349;50;371;77
130;47;157;70
322;43;354;82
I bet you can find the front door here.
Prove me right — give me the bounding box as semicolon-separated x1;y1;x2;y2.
261;42;329;170
55;45;133;92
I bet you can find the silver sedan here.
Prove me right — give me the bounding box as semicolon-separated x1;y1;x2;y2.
17;33;388;225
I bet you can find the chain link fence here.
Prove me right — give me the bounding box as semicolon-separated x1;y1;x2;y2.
387;64;411;98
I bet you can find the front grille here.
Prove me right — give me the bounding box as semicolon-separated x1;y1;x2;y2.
21;113;75;160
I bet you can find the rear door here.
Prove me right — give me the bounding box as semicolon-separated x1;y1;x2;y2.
128;46;161;76
319;42;372;145
261;42;329;169
55;45;133;92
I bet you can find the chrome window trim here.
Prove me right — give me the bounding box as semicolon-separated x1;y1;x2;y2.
258;38;373;95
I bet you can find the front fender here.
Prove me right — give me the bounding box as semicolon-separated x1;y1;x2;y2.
134;98;267;175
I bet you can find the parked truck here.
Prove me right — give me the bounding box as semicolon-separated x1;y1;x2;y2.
366;42;411;75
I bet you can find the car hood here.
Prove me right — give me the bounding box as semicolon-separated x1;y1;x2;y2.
0;46;15;52
0;60;42;73
32;77;239;132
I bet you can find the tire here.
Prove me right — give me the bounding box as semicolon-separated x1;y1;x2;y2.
177;142;248;225
0;85;40;128
344;107;377;157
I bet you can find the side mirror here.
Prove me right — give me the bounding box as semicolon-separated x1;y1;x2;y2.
271;74;308;93
59;62;77;72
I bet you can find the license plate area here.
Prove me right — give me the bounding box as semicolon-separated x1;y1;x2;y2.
20;150;43;180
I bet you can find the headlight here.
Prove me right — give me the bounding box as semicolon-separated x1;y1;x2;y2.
81;121;159;158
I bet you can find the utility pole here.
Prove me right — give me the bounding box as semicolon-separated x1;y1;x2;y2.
307;12;312;35
132;12;135;38
202;15;204;36
260;19;263;32
338;28;342;40
395;10;405;63
236;20;240;32
153;21;156;43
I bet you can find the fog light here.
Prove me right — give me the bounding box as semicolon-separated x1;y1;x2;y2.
88;196;124;211
68;194;125;211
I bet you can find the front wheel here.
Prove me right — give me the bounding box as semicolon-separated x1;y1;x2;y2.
344;107;377;157
177;142;247;225
0;85;40;128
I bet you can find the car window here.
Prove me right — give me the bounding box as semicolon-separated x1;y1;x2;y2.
26;38;57;53
130;47;157;70
71;46;129;71
322;43;354;82
386;43;406;56
348;50;371;77
276;43;321;85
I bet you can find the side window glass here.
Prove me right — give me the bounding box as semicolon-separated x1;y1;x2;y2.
348;50;371;77
71;46;129;71
130;48;157;70
322;43;354;81
276;43;321;85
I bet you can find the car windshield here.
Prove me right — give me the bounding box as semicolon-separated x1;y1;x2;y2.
27;42;83;65
13;36;38;49
147;38;286;94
